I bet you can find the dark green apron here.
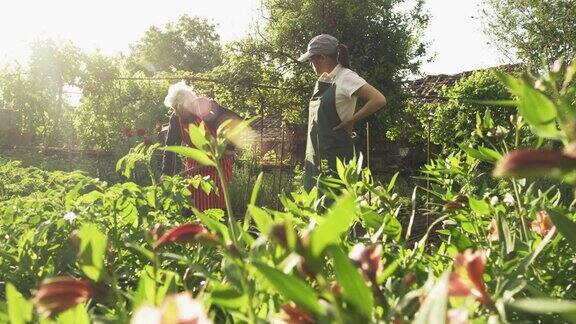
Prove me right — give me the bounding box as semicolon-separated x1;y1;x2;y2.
304;80;355;191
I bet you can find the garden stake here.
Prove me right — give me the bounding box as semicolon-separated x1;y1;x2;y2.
366;121;371;203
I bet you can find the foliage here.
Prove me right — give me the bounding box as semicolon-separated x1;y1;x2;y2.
482;0;576;67
3;61;576;323
74;53;168;151
191;0;429;137
0;38;82;147
409;69;532;154
127;15;223;75
194;38;300;122
259;0;429;140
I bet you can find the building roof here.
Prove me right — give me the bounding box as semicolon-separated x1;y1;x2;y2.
408;63;523;103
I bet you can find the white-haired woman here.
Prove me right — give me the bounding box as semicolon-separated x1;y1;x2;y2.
162;81;241;211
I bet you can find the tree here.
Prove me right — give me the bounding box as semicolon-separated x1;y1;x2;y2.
28;38;83;146
128;15;223;75
483;0;576;67
75;53;168;151
255;0;429;140
0;38;82;147
194;37;301;122
193;0;428;144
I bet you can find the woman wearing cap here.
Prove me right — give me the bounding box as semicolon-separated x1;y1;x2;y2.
298;34;387;191
162;81;241;211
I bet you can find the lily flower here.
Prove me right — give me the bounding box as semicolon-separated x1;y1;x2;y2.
349;243;383;283
448;250;489;303
530;210;555;237
131;292;212;324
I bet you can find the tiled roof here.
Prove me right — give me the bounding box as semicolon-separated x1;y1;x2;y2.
408;63;523;103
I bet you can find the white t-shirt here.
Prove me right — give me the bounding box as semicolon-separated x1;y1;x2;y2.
317;64;367;122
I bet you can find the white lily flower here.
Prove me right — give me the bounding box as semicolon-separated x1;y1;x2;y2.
503;193;515;207
489;196;499;206
63;211;77;222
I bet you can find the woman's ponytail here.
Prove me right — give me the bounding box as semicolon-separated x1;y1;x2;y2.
337;44;350;69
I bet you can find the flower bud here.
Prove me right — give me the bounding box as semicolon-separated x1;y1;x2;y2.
296;257;316;280
493;149;576;178
34;277;107;317
330;281;342;295
349;243;383;283
153;223;220;250
404;273;415;286
488;219;498;242
69;230;80;246
278;304;316;324
552;58;565;73
269;223;288;248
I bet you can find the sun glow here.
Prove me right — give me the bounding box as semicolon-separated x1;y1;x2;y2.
0;0;260;63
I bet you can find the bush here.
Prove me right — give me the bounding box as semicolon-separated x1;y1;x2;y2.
413;70;520;153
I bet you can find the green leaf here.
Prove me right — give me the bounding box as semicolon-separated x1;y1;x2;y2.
509;298;576;315
483;109;494;129
65;181;85;210
516;225;555;275
156;271;178;303
125;242;154;262
414;273;449;324
247;205;273;234
163;146;215;167
252;261;322;315
461;222;476;235
466;99;519;107
220;117;256;142
387;172;399;192
56;303;90;324
250;172;264;206
134;267;156;308
377;259;400;284
77;224;107;282
477;146;502;163
336;158;346;181
146;187;156;208
459;145;486;161
193;208;230;242
188;122;209;151
310;194;357;257
497;214;514;255
497;72;560;139
469;197;490;215
547;208;576;248
77;190;103;204
209;283;248;309
458;144;501;163
331;246;373;318
6;283;33;324
243;172;264;231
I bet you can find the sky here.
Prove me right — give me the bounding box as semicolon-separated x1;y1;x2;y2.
0;0;513;76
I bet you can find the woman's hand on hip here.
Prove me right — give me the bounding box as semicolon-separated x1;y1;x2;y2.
333;117;354;134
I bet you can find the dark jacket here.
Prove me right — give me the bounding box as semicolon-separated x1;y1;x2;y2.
161;100;241;175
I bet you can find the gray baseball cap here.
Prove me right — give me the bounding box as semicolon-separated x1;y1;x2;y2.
298;34;339;62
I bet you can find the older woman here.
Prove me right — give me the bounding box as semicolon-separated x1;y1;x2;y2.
162;81;240;211
298;34;387;191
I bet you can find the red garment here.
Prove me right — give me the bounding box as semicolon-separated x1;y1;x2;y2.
178;117;234;211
